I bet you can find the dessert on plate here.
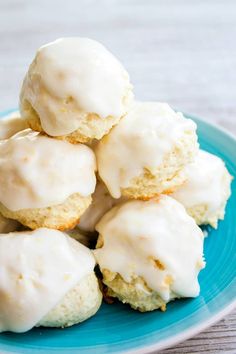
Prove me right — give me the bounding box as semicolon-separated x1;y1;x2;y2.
96;101;199;200
0;37;232;335
94;195;205;312
20;37;133;143
0;228;102;333
171;150;232;228
0;129;96;230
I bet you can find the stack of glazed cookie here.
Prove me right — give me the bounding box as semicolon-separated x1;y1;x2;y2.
0;38;232;333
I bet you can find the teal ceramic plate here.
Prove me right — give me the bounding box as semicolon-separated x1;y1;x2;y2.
0;109;235;354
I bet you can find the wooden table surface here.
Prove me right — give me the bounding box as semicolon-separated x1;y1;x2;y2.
0;0;235;352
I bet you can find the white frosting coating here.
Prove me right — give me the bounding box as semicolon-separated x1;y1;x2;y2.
21;37;133;136
0;111;28;139
172;150;232;213
94;196;205;301
0;129;96;211
79;182;123;232
96;102;197;198
0;228;95;333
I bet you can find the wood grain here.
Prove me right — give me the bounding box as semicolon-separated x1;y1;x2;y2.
0;0;235;352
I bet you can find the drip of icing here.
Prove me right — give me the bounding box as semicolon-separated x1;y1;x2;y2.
172;150;232;213
0;228;95;333
0;129;96;211
94;196;205;301
21;37;133;136
96;101;197;198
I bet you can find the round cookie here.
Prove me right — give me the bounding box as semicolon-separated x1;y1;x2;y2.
0;130;96;230
94;196;205;312
0;228;102;333
171;150;232;228
96;101;199;200
38;272;102;328
0;193;92;231
20;37;133;143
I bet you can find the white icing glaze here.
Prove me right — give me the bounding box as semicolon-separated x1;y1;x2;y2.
172;150;232;213
0;228;95;333
0;111;28;139
0;129;96;211
21;37;133;136
79;182;124;232
94;196;205;301
96;101;197;198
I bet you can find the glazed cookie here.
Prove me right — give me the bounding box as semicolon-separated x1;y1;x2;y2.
172;150;232;228
96;101;199;200
0;228;102;333
94;196;205;312
0;129;96;230
20;37;133;143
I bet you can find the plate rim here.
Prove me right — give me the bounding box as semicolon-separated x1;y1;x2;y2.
129;299;236;354
0;109;235;353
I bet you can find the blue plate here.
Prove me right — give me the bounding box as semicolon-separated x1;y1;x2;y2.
0;109;235;353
